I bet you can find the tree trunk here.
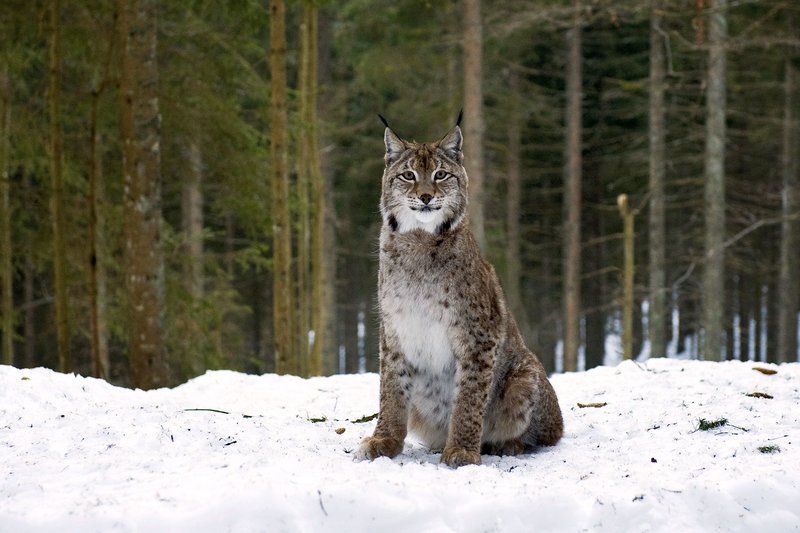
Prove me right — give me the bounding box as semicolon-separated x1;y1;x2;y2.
463;0;486;251
648;0;667;358
306;5;330;377
562;0;583;372
0;69;12;366
318;8;337;375
296;4;313;376
182;142;204;300
778;59;799;363
505;69;529;335
269;0;294;375
584;212;606;370
738;274;750;361
767;277;780;364
49;0;70;373
618;195;634;360
89;87;109;379
23;257;35;367
343;302;359;374
118;0;169;389
755;278;764;361
701;0;727;361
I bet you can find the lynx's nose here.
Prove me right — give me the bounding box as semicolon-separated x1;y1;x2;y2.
420;194;433;205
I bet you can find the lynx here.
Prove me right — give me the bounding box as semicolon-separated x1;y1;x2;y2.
355;115;563;468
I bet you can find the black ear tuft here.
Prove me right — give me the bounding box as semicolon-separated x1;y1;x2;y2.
383;121;406;166
456;109;463;127
378;114;390;129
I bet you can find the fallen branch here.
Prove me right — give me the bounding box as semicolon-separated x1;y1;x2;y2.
577;402;607;408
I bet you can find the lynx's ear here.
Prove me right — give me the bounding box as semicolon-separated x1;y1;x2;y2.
379;114;406;166
437;126;463;163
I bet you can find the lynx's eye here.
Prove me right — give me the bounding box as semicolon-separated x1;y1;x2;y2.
398;171;416;182
434;170;449;182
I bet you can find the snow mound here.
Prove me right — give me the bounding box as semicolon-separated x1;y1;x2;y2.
1;359;798;532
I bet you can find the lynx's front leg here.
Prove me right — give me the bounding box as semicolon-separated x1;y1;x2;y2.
356;328;409;460
441;339;496;467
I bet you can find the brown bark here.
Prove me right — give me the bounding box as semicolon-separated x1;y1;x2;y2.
648;0;667;358
463;0;486;251
778;60;799;363
0;68;12;366
89;87;109;379
738;274;750;361
343;301;359;374
318;8;338;376
702;0;727;361
618;195;635;360
270;0;294;375
49;0;70;373
23;257;34;367
296;4;313;376
304;4;329;377
118;0;169;389
504;69;529;337
562;0;582;372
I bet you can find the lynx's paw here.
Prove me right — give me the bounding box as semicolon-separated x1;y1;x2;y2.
354;436;404;461
441;446;481;468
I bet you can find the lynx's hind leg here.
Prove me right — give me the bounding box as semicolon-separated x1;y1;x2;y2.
525;373;564;447
482;362;536;452
483;358;564;453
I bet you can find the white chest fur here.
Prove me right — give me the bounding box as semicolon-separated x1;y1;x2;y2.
380;264;455;375
391;306;453;374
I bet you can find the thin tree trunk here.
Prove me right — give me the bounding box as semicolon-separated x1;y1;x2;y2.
778;59;799;363
183;142;204;300
618;195;634;360
89;87;109;379
505;69;528;333
738;274;750;361
463;0;486;251
49;0;70;373
118;0;169;389
562;0;583;373
22;171;35;368
701;0;727;362
270;0;294;375
23;256;34;367
318;7;337;375
305;4;328;377
0;68;12;366
344;302;359;374
296;5;313;376
584;210;605;370
755;278;764;361
648;0;667;358
767;277;780;364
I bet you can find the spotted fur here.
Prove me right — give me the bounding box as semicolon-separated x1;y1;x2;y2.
355;120;563;468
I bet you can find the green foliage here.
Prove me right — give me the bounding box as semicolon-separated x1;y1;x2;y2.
697;418;728;431
757;445;781;454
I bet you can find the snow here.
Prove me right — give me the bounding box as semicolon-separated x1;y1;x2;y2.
2;359;799;532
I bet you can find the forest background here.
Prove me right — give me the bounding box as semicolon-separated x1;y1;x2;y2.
0;0;798;389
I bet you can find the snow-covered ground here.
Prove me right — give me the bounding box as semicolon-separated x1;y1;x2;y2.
1;359;798;532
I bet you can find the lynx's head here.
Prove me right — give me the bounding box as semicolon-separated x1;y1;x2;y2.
379;116;468;235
